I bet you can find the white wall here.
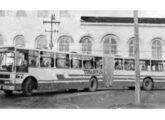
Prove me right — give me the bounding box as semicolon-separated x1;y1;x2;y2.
1;10;165;60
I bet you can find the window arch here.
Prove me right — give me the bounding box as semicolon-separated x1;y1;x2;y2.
128;37;135;57
152;38;162;59
0;34;4;46
102;34;118;54
37;10;48;18
14;35;25;47
0;10;5;17
16;10;27;17
80;36;92;54
58;35;74;52
35;35;47;49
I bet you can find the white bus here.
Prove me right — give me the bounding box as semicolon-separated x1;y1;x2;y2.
0;46;113;96
0;46;164;96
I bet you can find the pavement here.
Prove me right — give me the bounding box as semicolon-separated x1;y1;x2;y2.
0;89;165;108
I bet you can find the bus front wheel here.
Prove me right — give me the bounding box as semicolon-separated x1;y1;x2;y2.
142;78;154;91
22;78;35;96
88;77;98;92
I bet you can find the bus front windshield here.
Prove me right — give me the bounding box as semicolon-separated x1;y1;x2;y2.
0;52;14;72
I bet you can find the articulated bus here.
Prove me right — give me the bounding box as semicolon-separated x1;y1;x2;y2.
0;46;164;96
0;46;110;96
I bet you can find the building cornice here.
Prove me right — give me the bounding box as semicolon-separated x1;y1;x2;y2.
81;22;165;28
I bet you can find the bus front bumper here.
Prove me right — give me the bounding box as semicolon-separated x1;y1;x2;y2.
0;84;15;91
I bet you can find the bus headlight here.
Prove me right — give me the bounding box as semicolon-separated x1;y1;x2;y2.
4;81;10;84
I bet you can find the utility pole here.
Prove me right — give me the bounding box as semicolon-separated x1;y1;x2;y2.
134;10;141;104
43;14;60;50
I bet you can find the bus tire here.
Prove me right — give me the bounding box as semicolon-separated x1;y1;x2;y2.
142;78;154;91
88;77;98;92
4;90;13;96
22;78;35;96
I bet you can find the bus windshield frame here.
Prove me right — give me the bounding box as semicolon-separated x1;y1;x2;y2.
0;47;15;72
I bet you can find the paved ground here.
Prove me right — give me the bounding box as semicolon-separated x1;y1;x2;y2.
1;88;165;108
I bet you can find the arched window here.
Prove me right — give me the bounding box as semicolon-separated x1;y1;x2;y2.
35;35;47;49
14;35;25;47
60;10;71;18
0;34;4;46
152;38;162;59
0;10;5;17
58;35;74;52
129;37;135;57
80;36;92;54
16;10;27;17
37;10;48;18
103;34;118;54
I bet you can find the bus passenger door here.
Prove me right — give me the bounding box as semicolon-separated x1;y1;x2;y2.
103;55;114;87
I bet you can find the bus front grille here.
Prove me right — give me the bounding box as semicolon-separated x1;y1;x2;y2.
0;74;10;79
0;80;5;84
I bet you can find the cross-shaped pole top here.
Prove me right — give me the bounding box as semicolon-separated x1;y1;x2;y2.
43;14;60;50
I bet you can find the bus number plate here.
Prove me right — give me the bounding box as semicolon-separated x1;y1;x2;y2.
16;74;24;79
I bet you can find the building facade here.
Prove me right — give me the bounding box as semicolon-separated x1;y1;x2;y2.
0;10;165;60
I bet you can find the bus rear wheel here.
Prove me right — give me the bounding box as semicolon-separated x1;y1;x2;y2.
142;78;154;91
88;77;98;92
22;78;35;96
4;90;13;96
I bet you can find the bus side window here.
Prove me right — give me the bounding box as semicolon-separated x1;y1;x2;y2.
41;58;51;67
84;61;92;69
71;55;82;69
140;60;150;71
56;53;70;69
40;51;54;68
124;59;135;71
95;57;102;69
151;60;163;71
115;58;123;70
140;60;146;71
16;49;28;72
28;50;39;67
83;56;93;69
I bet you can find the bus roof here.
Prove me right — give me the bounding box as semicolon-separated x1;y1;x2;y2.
1;46;163;60
0;46;104;57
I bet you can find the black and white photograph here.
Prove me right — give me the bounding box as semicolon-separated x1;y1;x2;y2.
2;0;165;119
0;10;165;109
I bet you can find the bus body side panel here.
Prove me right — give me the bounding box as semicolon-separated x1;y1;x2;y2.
14;67;105;92
37;75;104;92
16;68;101;91
13;67;165;91
112;70;165;89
